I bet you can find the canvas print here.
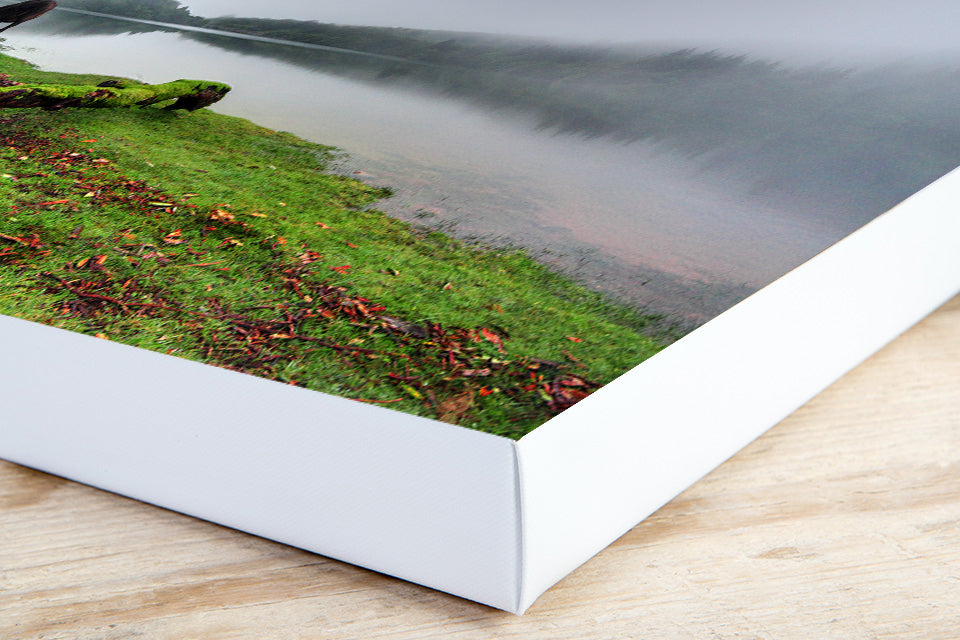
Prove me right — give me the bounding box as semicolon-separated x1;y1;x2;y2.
2;0;958;438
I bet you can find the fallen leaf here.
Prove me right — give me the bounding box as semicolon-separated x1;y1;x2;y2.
402;385;423;400
480;327;506;353
556;387;590;404
162;230;185;245
381;317;429;338
298;250;323;265
209;209;235;222
461;368;492;377
178;261;226;268
566;336;584;343
76;254;108;270
437;391;474;424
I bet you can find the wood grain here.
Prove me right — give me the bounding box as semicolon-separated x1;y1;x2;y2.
2;295;959;639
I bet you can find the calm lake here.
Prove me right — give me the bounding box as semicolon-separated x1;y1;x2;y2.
6;10;960;322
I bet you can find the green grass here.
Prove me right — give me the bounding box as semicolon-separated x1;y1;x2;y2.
0;52;666;438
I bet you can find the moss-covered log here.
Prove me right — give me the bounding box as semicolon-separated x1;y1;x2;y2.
0;78;231;111
0;0;57;33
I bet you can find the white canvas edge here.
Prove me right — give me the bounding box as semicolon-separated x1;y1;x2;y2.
0;314;522;612
3;168;959;616
514;168;960;613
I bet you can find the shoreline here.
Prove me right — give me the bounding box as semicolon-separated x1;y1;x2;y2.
0;51;669;438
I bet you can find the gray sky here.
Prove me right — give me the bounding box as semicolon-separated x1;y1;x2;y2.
181;0;960;59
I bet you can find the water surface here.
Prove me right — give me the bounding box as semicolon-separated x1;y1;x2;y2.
6;13;960;322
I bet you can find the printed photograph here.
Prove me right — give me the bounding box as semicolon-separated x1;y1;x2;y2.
2;0;959;437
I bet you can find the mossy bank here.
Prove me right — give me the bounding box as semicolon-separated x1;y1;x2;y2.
0;52;664;438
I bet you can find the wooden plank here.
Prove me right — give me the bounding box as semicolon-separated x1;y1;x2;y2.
2;295;959;639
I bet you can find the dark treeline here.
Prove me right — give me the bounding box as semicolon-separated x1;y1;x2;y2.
58;0;198;23
34;0;960;223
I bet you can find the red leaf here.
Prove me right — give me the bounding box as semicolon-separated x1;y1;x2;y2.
481;327;506;353
481;327;501;344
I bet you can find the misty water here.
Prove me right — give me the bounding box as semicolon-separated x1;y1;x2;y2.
5;9;960;322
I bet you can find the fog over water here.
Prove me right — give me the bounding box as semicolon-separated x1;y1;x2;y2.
182;0;960;60
6;1;960;322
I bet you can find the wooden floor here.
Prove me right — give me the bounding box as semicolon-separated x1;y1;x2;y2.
2;295;959;639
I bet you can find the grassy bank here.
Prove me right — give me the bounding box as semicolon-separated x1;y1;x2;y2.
0;52;664;438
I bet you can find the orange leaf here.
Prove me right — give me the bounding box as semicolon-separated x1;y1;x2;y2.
566;336;584;343
209;209;235;222
162;230;185;245
437;391;474;424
